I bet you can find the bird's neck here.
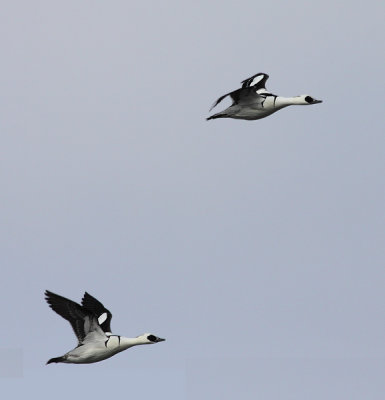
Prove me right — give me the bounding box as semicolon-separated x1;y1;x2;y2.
274;96;304;107
118;336;148;350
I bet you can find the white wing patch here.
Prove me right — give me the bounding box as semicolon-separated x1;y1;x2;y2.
98;312;108;325
248;74;264;86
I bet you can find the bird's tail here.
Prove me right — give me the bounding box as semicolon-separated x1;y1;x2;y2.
46;356;66;365
206;112;228;121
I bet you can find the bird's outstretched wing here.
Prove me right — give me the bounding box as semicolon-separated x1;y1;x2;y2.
209;73;269;111
81;292;113;333
45;290;103;344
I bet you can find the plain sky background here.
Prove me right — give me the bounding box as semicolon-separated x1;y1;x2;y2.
1;0;384;398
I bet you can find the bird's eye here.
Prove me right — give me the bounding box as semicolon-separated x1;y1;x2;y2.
147;335;157;342
305;96;314;103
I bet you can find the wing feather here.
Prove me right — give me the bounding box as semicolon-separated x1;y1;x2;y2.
241;73;269;91
209;73;269;111
81;292;113;333
45;290;102;344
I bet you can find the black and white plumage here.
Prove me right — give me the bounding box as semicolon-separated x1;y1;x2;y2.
207;72;322;121
45;290;165;365
81;291;112;334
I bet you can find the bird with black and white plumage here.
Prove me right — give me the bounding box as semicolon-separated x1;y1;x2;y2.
45;290;165;365
207;73;322;121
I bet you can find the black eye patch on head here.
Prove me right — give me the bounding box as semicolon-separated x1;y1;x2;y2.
305;96;314;103
147;335;157;342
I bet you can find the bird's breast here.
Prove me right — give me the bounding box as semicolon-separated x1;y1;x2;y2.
104;335;122;350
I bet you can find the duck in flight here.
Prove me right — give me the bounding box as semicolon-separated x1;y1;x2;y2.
207;73;322;121
45;290;165;364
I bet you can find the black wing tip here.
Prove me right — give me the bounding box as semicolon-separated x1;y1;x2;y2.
82;291;100;301
44;290;57;305
45;289;62;298
44;290;88;316
82;291;92;302
81;291;111;316
81;291;103;308
44;290;66;307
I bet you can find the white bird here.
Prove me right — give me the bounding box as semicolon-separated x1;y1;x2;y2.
45;290;165;364
207;73;322;121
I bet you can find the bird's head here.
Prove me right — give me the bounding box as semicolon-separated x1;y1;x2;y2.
297;95;323;105
136;333;166;344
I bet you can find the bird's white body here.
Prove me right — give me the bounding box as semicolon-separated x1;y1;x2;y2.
221;95;317;120
207;73;322;121
45;290;165;365
60;334;155;364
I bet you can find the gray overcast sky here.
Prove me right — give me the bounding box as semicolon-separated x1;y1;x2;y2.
1;1;384;399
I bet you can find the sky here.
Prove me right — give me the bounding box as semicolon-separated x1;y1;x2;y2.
1;0;384;398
